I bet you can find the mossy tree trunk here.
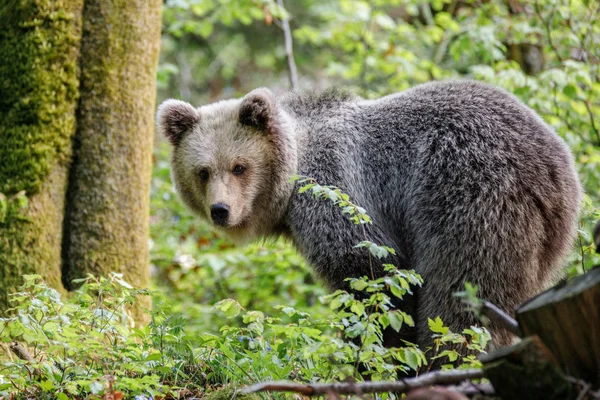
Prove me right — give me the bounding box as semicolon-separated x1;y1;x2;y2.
0;0;161;314
61;0;162;294
0;0;84;309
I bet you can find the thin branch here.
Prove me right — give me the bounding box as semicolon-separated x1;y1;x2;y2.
419;3;435;26
583;99;600;145
566;376;600;400
575;382;591;400
242;368;485;396
480;300;522;337
359;0;374;90
10;342;35;362
10;342;42;377
534;0;563;64
276;0;298;90
578;233;586;275
550;86;578;134
405;382;495;399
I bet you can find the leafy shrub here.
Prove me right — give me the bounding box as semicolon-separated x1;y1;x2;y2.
0;274;487;398
0;177;489;398
0;274;162;399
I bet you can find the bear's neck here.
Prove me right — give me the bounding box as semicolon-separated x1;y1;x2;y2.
251;90;359;241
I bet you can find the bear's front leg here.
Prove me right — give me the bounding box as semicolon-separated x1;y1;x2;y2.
288;193;417;348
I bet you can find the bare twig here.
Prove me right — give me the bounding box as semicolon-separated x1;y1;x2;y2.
242;368;485;396
10;341;35;362
578;233;586;275
566;376;600;400
575;382;591;400
550;86;577;134
480;300;522;337
583;99;600;145
10;341;42;377
358;0;374;90
534;1;563;64
276;0;298;90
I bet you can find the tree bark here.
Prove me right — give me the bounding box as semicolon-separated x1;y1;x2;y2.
0;0;83;311
515;268;600;385
481;336;574;400
61;0;161;304
0;0;161;319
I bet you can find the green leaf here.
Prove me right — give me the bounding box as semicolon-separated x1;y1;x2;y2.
563;84;577;99
402;312;415;327
14;191;28;210
145;353;163;361
345;321;365;338
198;20;214;38
350;301;365;316
213;299;243;318
298;183;315;193
428;317;449;334
350;279;368;291
435;349;459;362
403;348;422;370
0;192;6;222
39;380;54;391
388;310;403;332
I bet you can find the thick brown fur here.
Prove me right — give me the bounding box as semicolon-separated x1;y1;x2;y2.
157;81;582;360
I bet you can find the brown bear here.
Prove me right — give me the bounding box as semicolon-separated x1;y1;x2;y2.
157;80;582;354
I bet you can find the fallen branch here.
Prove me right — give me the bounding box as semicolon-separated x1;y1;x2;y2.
9;341;42;378
566;376;600;400
10;341;35;362
242;369;485;396
480;299;522;337
482;336;571;399
405;381;495;400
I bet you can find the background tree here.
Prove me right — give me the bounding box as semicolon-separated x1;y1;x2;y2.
0;0;83;310
0;0;161;312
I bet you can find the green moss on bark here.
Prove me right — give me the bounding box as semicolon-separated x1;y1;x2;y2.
0;0;83;310
62;0;162;319
0;1;82;195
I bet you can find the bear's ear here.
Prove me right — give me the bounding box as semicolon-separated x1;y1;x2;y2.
239;88;277;132
156;99;199;146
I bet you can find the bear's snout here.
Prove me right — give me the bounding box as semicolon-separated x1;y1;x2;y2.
210;203;230;226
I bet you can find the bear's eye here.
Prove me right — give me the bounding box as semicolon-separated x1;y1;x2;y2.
233;165;246;176
198;169;209;181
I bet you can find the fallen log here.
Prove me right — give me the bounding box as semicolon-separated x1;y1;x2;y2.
481;336;574;399
515;266;600;385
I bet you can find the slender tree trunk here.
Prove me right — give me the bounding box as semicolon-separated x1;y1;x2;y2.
61;0;161;298
0;0;83;310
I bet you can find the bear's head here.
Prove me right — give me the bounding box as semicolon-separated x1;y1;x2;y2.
156;88;297;244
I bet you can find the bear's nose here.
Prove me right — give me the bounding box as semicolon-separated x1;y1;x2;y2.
210;203;230;226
